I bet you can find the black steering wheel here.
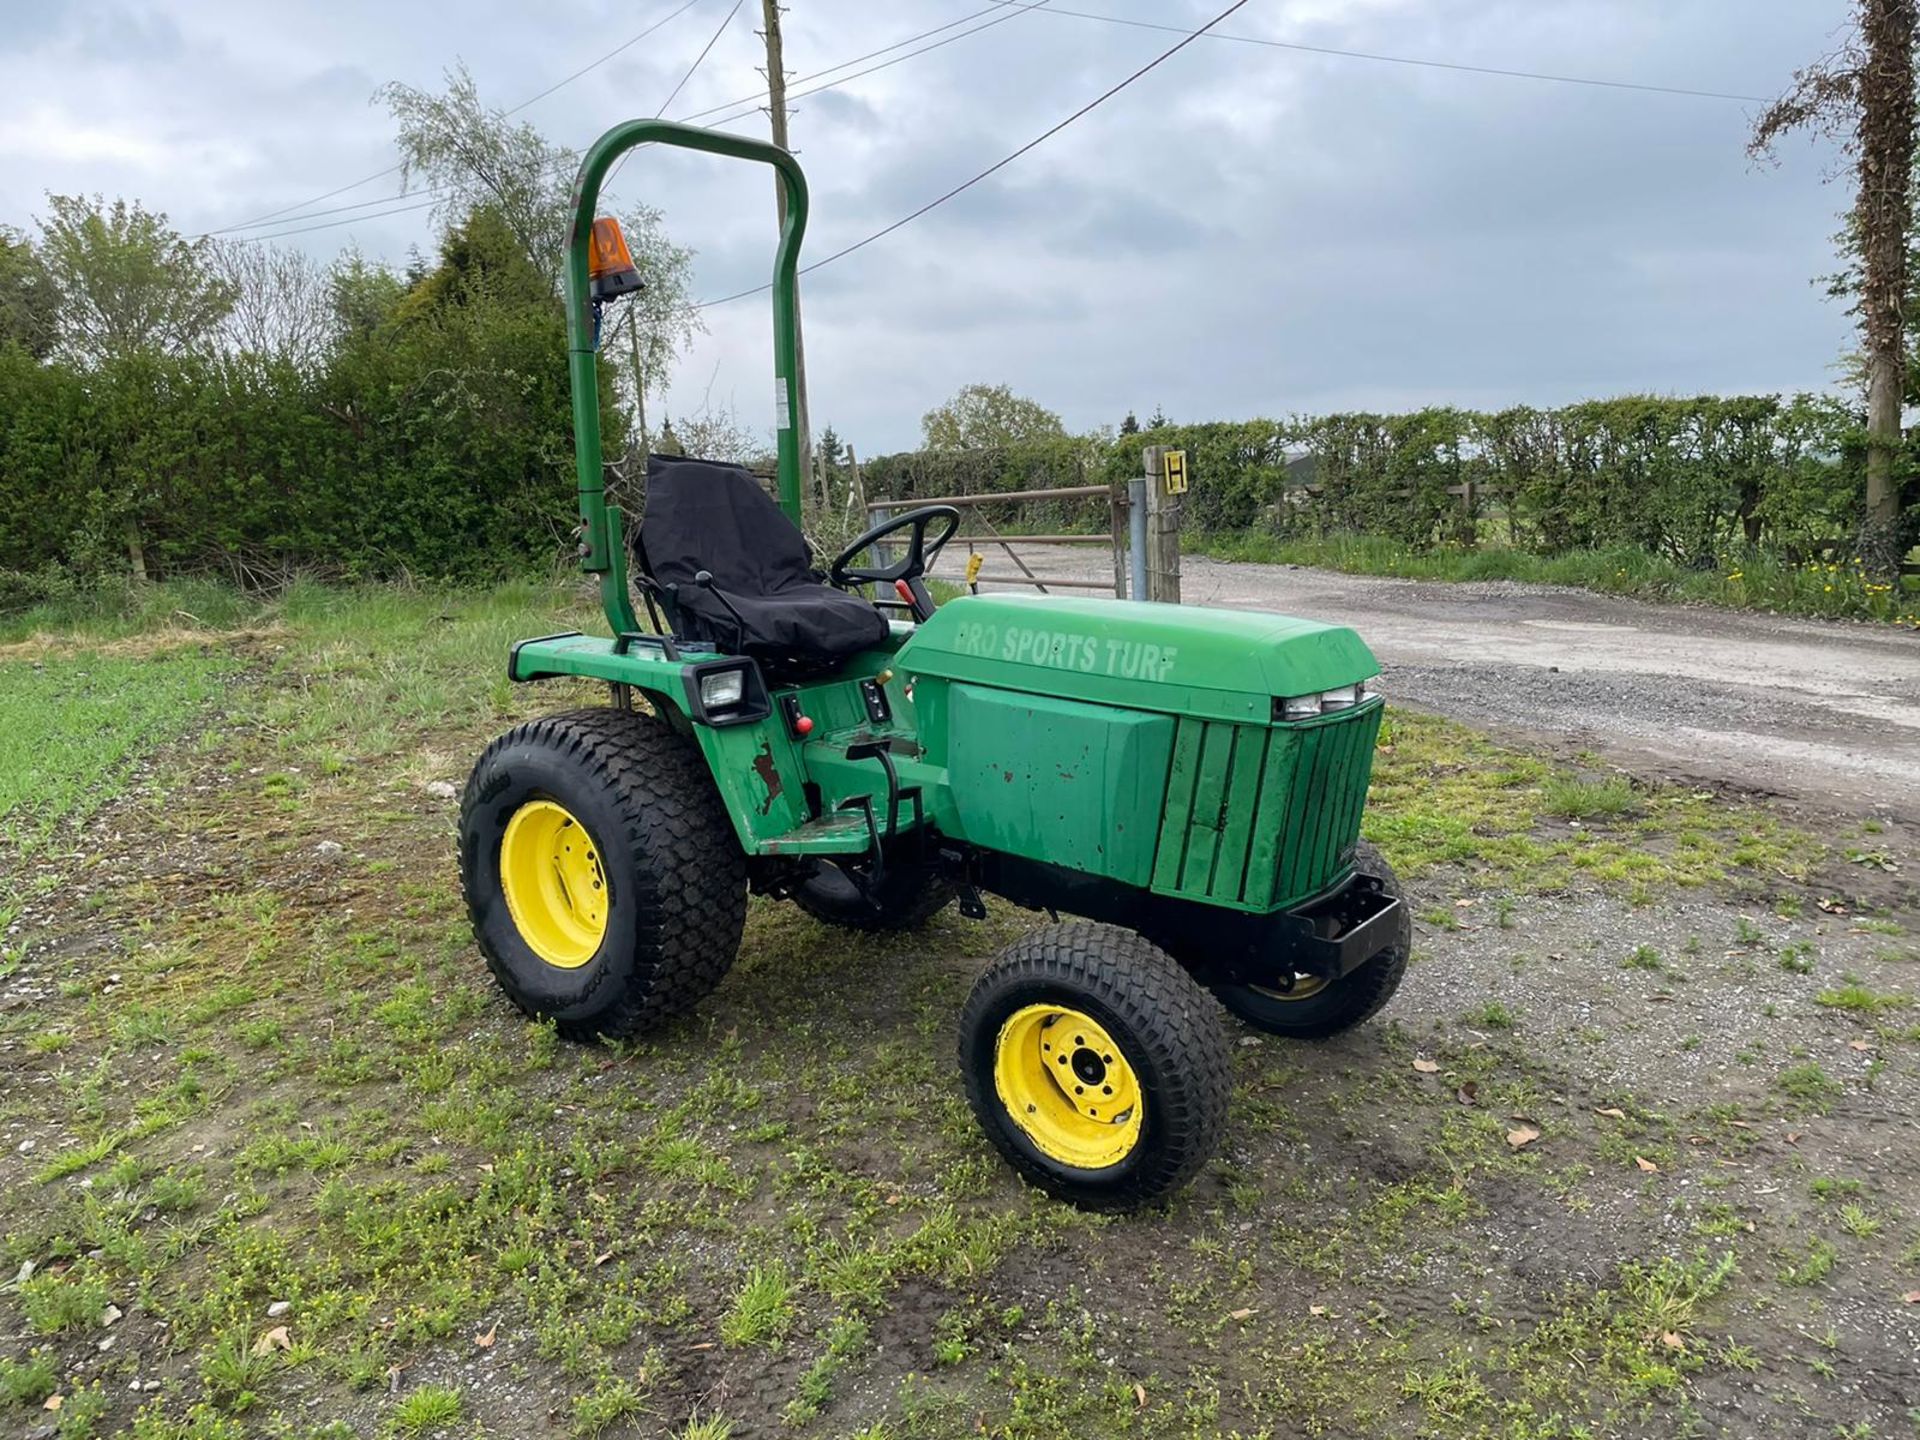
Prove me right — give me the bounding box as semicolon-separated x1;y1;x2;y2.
829;504;961;588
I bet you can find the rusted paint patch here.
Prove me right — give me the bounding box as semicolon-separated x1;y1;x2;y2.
752;740;783;815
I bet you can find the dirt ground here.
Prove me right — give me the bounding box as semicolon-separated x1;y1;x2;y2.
1;588;1917;1440
973;552;1920;817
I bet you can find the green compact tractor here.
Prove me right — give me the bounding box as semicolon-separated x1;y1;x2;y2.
459;120;1409;1210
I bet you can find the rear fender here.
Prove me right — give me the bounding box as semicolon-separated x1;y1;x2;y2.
509;633;808;848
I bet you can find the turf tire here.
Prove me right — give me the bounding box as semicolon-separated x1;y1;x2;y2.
958;922;1230;1212
459;706;745;1041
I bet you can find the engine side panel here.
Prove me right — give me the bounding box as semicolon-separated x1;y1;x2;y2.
946;684;1173;887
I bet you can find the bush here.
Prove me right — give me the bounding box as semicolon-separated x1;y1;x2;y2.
867;394;1878;564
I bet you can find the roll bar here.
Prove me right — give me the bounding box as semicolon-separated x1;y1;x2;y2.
564;119;809;636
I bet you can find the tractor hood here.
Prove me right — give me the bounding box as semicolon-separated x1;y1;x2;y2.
895;594;1379;723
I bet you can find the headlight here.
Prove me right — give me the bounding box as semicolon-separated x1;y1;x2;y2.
698;668;747;710
1318;684;1360;710
1276;679;1379;721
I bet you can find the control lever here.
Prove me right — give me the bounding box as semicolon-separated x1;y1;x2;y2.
692;569;752;635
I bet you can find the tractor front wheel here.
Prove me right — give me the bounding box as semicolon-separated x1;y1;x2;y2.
958;922;1230;1211
459;707;746;1041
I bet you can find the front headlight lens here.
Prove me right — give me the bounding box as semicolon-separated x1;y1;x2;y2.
1318;684;1360;711
1277;679;1380;722
698;668;747;710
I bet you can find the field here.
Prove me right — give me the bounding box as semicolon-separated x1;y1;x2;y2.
1;582;1916;1440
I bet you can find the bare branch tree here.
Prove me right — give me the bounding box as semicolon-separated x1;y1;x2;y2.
210;241;333;369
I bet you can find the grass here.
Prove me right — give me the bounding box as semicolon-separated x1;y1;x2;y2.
1777;1062;1844;1110
0;1352;57;1404
1366;709;1812;900
0;579;1909;1439
0;648;233;856
1188;531;1920;628
1814;981;1909;1013
719;1262;796;1348
390;1385;462;1434
1543;774;1638;820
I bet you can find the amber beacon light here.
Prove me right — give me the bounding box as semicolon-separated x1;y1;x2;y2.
588;217;643;300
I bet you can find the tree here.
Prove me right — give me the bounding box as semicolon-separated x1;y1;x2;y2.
672;402;772;468
381;65;699;447
36;195;233;365
396;205;553;320
1119;410;1141;436
921;383;1066;450
817;423;847;481
1752;0;1917;570
327;248;407;343
0;228;58;358
211;241;332;369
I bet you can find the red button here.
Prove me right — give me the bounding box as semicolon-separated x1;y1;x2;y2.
794;715;814;736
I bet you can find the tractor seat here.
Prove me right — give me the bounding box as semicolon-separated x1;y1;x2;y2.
634;454;890;673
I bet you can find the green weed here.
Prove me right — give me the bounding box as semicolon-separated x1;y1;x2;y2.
721;1263;795;1349
20;1268;107;1334
1543;775;1637;820
389;1386;462;1434
0;1351;57;1404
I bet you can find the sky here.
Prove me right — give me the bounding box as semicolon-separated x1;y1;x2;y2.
0;0;1860;454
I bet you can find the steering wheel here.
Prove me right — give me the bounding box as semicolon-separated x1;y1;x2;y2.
829;505;961;588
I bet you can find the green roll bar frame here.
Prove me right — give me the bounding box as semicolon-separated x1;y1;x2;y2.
563;119;810;636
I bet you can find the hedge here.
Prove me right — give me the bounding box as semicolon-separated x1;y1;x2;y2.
863;395;1889;564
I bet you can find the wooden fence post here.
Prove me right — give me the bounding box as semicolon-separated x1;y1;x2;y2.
1143;445;1181;604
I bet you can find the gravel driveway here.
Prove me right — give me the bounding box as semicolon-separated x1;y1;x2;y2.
954;549;1920;816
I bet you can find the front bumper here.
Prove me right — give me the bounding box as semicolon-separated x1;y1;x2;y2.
1226;870;1405;987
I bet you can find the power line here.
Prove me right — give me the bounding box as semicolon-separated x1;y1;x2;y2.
223;0;1048;242
220;1;1054;245
657;0;746;117
513;0;710;111
241;196;444;245
993;0;1772;104
209;0;1765;244
199;0;710;237
604;0;748;194
678;0;1050;129
697;0;1253;308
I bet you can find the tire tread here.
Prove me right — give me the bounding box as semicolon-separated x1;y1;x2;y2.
460;706;746;1040
959;921;1230;1210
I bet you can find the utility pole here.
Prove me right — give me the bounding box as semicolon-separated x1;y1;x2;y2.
761;0;816;504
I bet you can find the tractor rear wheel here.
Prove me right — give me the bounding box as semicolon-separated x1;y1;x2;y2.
459;706;746;1041
1204;841;1411;1040
958;922;1230;1211
789;860;954;933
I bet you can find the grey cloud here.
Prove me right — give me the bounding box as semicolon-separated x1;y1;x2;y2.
0;0;1860;451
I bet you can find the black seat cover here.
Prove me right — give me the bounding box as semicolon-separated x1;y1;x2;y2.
636;454;890;668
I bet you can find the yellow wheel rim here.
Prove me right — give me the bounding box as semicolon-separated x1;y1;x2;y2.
993;1004;1143;1169
499;800;609;969
1249;974;1328;1002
